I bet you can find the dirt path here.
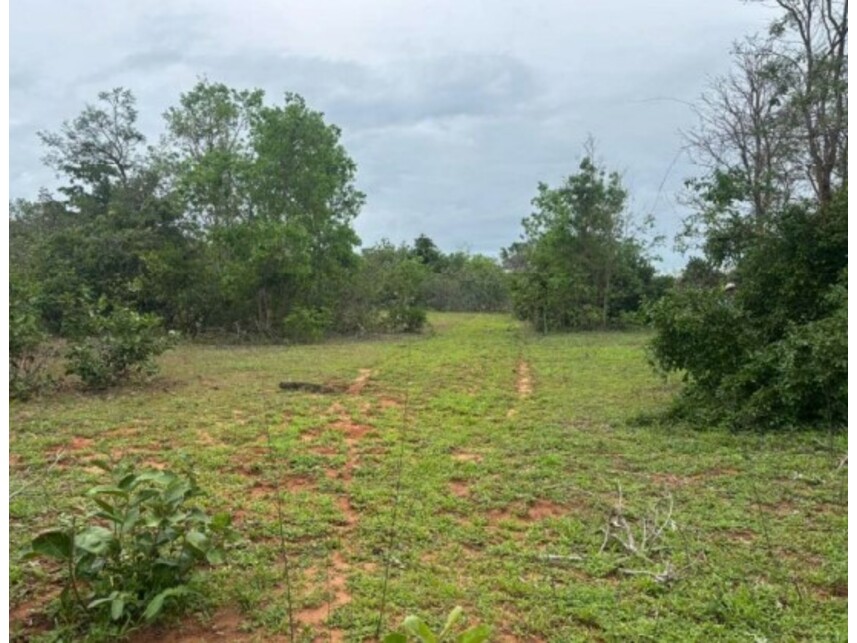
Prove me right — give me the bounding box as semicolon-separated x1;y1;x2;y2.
296;369;376;640
346;368;373;395
516;360;532;398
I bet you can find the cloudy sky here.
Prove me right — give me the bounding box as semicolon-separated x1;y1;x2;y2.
10;0;774;271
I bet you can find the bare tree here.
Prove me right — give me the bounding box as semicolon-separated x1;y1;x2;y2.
686;0;847;218
769;0;848;208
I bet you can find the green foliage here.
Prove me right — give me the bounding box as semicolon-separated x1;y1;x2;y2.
282;307;332;343
655;0;847;431
719;277;847;428
508;154;658;331
423;253;510;312
384;606;490;643
647;288;755;390
65;300;177;390
649;193;847;428
9;278;53;399
24;463;231;634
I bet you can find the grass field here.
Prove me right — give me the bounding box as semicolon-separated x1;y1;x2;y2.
9;313;848;641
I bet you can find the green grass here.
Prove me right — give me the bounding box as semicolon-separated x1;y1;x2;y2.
10;313;847;641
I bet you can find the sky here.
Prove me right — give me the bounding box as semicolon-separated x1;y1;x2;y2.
10;0;775;272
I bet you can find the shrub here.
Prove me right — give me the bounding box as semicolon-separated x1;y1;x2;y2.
386;304;427;333
721;280;847;428
647;277;847;429
25;463;231;635
9;280;53;399
65;299;177;390
282;307;332;343
647;288;757;390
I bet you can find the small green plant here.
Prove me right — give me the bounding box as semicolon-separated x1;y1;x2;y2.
383;606;490;643
25;463;231;634
65;299;178;390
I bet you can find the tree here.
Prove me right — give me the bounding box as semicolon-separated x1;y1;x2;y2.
162;80;262;228
682;0;847;265
412;234;445;271
39;88;144;196
649;0;848;429
509;152;655;330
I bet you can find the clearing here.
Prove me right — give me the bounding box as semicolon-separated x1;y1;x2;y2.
9;313;848;641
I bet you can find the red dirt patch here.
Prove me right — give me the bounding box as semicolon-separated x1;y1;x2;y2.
651;467;743;488
379;397;400;410
337;496;359;526
487;506;517;523
70;436;94;451
329;551;351;606
329;419;372;443
326;402;347;416
300;429;321;443
127;608;267;642
105;425;141;438
10;588;60;636
250;481;276;499
346;369;372;395
310;445;339;456
286;476;315;493
196;430;224;447
721;528;756;544
449;481;470;498
296;602;329;627
296;552;352;633
527;499;565;520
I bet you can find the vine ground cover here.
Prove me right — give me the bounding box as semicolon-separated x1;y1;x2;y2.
9;313;847;641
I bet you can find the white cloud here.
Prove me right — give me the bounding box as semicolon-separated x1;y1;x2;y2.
10;0;777;270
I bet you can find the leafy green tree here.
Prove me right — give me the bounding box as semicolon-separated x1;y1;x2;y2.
509;153;656;330
412;234;445;271
39;88;144;194
162;80;262;228
649;0;847;429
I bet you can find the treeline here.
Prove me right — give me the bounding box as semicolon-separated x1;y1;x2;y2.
9;82;508;394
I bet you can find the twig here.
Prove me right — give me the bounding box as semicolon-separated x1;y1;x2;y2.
537;554;585;564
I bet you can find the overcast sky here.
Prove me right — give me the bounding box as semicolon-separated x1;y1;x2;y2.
10;0;774;271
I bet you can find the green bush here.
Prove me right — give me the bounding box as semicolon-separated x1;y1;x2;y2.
65;299;177;390
386;304;427;333
722;280;847;428
648;277;847;429
648;191;847;430
9;280;53;399
25;463;231;636
282;306;332;343
647;288;757;390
